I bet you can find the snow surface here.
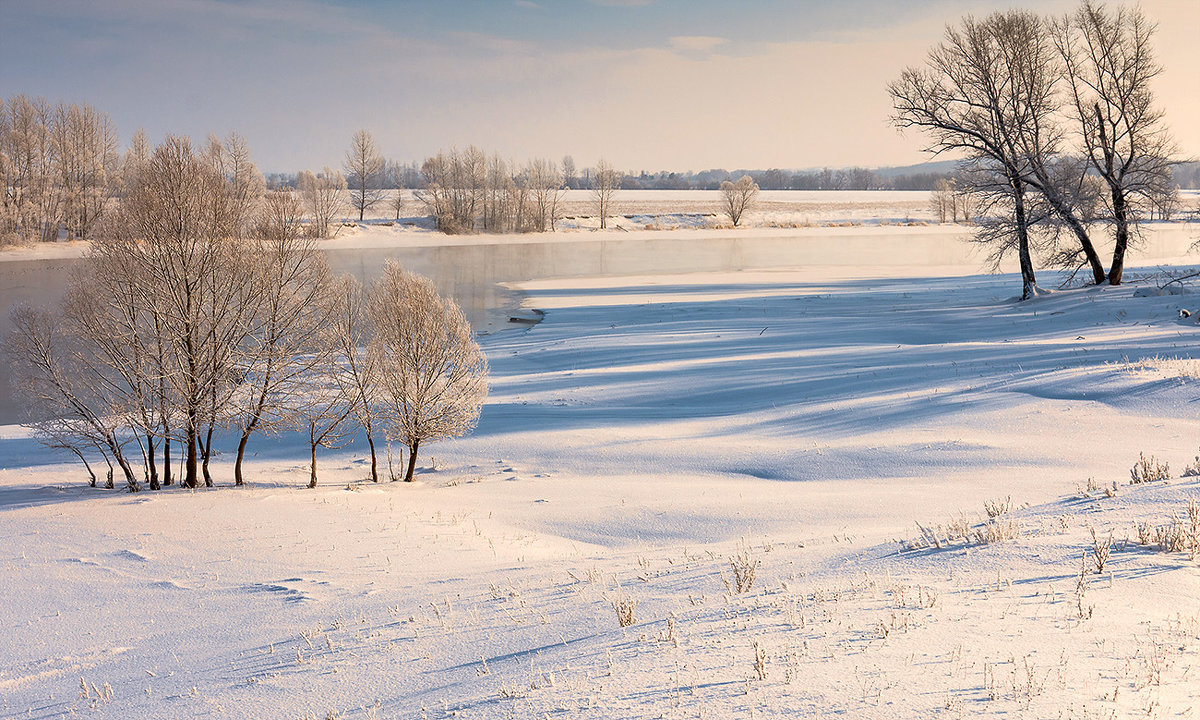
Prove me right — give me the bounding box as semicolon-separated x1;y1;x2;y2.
4;226;1200;717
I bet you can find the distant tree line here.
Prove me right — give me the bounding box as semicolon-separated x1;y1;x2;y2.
262;163;951;193
891;1;1185;297
4;134;488;491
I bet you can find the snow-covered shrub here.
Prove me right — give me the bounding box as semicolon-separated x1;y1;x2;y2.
1089;527;1113;574
974;517;1020;545
1130;452;1171;484
984;496;1012;518
728;543;759;594
613;593;637;628
1182;452;1200;477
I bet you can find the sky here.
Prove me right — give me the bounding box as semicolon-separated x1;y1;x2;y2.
0;0;1196;174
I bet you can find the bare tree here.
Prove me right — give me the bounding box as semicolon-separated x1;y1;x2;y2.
527;158;564;231
890;11;1056;299
52;102;119;241
561;155;577;189
205;132;265;237
329;274;381;480
229;191;334;485
344;129;384;222
368;261;487;482
930;178;954;223
60;259;169;490
591;159;620;230
1;96;59;243
297;167;345;239
719;174;759;227
122;128;151;195
110;135;258;488
419;146;486;234
1056;1;1180;285
4;305;141;490
293;336;357;489
385;159;407;220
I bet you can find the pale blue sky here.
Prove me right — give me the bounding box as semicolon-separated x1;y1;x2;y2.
1;0;1196;173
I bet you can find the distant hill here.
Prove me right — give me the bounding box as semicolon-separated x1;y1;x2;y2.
872;159;962;178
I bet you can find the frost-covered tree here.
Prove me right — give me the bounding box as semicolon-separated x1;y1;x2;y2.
204;132;265;237
4;304;141;490
368;262;487;482
344;129;384;222
297;167;345;239
230;191;334;485
52;102;120;241
591;159;620;230
109;135;258;488
720;174;759;227
561;155;576;189
527;158;564;231
329;274;382;481
420;146;486;234
293;326;357;489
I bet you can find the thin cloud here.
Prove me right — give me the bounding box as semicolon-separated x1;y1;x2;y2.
668;35;728;54
514;0;540;8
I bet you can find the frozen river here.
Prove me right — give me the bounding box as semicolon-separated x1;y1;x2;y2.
0;223;1193;424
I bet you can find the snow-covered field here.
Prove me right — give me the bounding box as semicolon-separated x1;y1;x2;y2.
5;219;1200;718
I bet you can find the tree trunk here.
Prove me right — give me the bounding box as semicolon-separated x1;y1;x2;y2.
367;433;378;482
147;433;160;490
1040;189;1106;285
162;436;172;486
309;441;318;489
234;431;250;486
201;425;214;487
115;451;139;492
1064;212;1106;286
185;421;198;488
1014;190;1037;300
1108;188;1129;286
404;440;420;482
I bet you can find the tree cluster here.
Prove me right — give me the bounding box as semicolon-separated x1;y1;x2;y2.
890;2;1182;297
0;95;120;244
418;146;565;234
5;136;487;491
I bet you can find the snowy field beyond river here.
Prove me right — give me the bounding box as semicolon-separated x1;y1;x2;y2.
5;218;1200;717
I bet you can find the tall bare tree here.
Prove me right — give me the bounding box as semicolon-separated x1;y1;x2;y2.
368;262;487;482
561;155;576;189
329;274;381;481
1056;1;1179;285
890;11;1055;299
720;174;759;227
205;132;265;237
294;333;357;489
591;159;620;230
111;135;257;488
527;158;564;231
4;305;141;490
52;102;119;241
385;159;407;220
344;129;384;222
230;191;334;485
